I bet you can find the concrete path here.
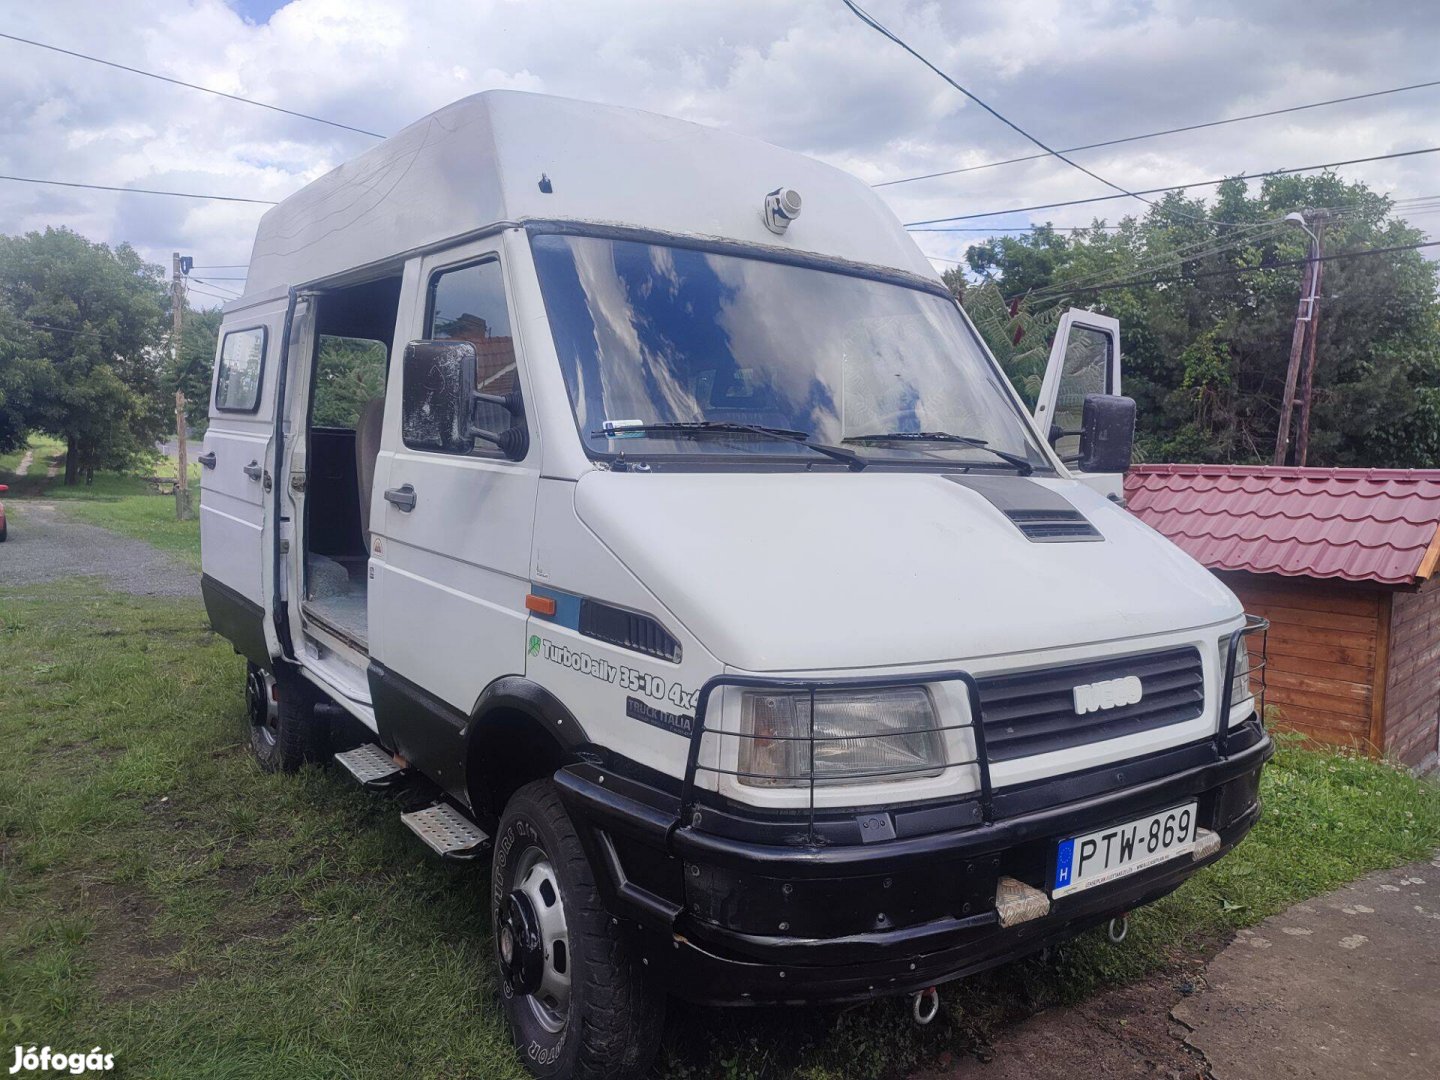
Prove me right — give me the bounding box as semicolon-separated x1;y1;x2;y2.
917;856;1440;1079
12;449;33;477
0;500;198;597
1173;857;1440;1079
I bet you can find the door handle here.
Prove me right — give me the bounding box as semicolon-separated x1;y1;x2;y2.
384;484;417;512
243;460;263;481
198;451;217;469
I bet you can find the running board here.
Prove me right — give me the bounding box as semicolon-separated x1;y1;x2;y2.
400;803;492;861
334;743;408;787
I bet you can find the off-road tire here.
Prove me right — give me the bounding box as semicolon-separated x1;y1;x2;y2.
247;662;328;773
493;779;664;1079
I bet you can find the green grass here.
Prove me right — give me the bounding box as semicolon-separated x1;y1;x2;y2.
1;583;1437;1077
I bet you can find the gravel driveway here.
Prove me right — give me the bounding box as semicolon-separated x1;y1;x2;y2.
0;501;200;597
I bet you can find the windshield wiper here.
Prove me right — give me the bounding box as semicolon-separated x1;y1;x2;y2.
842;431;1034;475
592;421;867;471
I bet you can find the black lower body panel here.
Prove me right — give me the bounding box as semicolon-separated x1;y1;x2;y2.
201;573;271;667
368;660;470;808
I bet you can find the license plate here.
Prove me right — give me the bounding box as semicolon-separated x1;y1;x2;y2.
1052;802;1198;898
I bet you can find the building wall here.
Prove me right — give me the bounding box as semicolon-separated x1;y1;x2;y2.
1215;571;1384;752
1384;579;1440;773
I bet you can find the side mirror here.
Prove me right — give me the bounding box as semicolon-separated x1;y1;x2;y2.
400;340;527;461
1077;394;1135;473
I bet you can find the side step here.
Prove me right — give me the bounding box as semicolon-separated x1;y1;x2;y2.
401;803;492;861
334;743;408;787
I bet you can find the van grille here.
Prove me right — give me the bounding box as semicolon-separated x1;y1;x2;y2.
976;646;1204;761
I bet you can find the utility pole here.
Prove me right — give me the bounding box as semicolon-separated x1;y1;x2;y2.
1272;212;1323;466
1294;214;1329;467
172;251;193;521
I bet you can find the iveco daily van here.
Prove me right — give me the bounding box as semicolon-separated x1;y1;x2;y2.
200;91;1271;1079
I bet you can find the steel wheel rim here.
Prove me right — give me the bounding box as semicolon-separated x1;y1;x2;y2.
246;667;278;749
511;844;571;1035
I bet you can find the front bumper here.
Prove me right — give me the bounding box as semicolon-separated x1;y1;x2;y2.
556;721;1272;1005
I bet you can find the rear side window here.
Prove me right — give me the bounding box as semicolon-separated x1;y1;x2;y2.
215;327;266;412
414;258;521;455
312;336;388;429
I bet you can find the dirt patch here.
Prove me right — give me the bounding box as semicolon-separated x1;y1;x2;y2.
913;968;1217;1080
79;881;192;1004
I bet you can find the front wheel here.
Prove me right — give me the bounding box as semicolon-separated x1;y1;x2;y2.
492;779;663;1079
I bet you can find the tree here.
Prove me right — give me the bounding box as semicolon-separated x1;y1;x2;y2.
166;304;223;437
960;281;1064;406
0;299;43;453
961;176;1440;468
0;227;170;483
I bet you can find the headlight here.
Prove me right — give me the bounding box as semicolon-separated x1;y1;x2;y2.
1220;636;1253;708
736;686;945;788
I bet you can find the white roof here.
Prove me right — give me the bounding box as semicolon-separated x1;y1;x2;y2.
244;91;937;294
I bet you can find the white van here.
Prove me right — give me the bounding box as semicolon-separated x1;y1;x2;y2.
200;91;1271;1079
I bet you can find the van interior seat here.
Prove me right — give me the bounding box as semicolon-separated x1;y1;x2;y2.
355;396;385;544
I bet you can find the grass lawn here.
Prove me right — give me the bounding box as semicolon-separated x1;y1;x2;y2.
1;578;1437;1079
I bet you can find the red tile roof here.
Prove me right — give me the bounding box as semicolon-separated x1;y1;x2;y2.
1124;465;1440;586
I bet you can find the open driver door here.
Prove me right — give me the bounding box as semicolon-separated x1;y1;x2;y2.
1032;309;1132;500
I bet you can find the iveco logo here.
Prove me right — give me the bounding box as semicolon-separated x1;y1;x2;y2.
1073;676;1143;715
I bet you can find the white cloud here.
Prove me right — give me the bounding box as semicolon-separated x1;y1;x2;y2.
2;0;1438;294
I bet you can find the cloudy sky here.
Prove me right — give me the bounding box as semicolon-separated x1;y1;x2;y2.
3;0;1438;306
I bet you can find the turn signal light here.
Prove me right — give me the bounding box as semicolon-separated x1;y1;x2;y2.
525;594;557;617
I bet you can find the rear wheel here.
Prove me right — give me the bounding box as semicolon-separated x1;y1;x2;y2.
246;663;327;772
493;779;663;1079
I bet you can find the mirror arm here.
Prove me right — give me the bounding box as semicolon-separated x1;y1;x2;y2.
467;422;529;461
474;389;524;415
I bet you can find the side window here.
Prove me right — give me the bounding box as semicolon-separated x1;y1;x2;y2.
419;258;519;455
214;327;266;412
1052;325;1111;460
312;336;388;429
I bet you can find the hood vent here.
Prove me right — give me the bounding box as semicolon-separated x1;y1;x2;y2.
1005;507;1101;542
945;474;1102;543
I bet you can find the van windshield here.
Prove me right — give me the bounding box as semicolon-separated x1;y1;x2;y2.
531;232;1051;470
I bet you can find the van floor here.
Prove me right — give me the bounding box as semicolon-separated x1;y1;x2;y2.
303;554;368;647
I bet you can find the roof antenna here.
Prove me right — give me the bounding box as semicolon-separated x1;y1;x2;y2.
538;174;553;194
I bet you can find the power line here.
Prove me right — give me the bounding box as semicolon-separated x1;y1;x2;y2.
841;0;1201;219
191;276;241;297
0;173;276;204
905;145;1440;227
17;319;105;340
1026;221;1290;301
187;281;238;303
1013;238;1440;301
190;264;248;269
0;32;384;139
189;286;238;301
874;77;1440;189
921;223;1129;233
